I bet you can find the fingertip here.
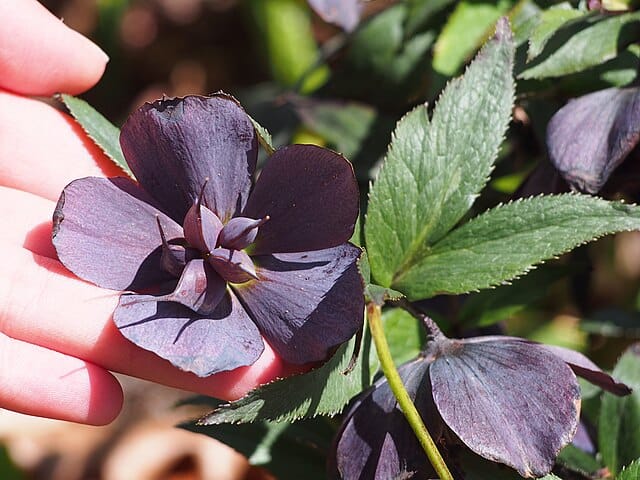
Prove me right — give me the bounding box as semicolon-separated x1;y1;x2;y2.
0;0;109;96
0;333;124;425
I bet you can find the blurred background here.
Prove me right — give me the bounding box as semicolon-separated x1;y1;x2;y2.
3;1;640;478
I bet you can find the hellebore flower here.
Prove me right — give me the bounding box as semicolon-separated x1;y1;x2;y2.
52;94;364;377
330;318;630;479
546;86;640;194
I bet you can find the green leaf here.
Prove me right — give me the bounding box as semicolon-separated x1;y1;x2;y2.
619;459;640;480
293;98;395;165
527;4;584;61
405;0;456;37
433;0;514;76
556;444;602;477
248;114;275;155
395;195;640;300
519;11;640;79
198;334;375;425
581;309;640;337
381;308;425;365
599;343;640;475
359;251;405;306
59;94;132;178
184;418;332;480
326;4;436;108
365;20;515;288
459;264;568;327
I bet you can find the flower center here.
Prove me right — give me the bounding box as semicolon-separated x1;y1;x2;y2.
157;183;268;284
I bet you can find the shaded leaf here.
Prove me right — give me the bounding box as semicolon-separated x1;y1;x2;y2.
520;12;640;79
292;97;395;166
405;0;456;37
198;333;376;424
459;264;569;327
599;343;640;475
556;444;602;477
365;19;515;288
60;94;133;178
395;195;640;300
184;417;332;480
324;4;436;108
381;308;425;365
433;0;514;76
581;309;640;337
527;4;584;61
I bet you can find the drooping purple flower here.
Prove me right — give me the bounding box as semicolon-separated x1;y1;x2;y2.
330;318;630;479
52;93;364;377
546;86;640;194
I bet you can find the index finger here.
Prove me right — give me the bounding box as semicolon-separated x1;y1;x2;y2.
0;0;108;96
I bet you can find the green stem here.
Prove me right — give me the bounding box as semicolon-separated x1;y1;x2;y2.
367;303;454;480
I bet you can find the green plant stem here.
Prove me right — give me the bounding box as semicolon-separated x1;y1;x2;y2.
367;302;454;480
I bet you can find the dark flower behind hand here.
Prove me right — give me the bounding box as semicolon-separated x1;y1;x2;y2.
52;93;364;377
330;318;630;479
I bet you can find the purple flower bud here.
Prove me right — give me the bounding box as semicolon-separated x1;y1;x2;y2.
547;86;640;193
206;247;258;283
218;216;269;251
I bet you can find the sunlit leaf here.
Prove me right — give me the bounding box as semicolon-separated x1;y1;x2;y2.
365;19;515;288
60;94;133;178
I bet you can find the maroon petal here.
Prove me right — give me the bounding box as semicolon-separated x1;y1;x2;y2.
183;199;223;253
233;244;364;364
543;344;632;396
243;145;359;255
52;177;183;291
547;87;640;193
429;338;580;478
120;94;258;223
114;290;264;376
207;248;257;283
145;259;226;315
330;359;439;480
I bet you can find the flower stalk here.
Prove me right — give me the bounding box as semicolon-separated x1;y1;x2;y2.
366;302;454;480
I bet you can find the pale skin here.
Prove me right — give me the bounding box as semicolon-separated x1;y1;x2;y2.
0;0;297;426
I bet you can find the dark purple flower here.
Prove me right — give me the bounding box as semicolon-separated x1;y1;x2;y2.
330;319;630;479
546;86;640;194
52;93;364;377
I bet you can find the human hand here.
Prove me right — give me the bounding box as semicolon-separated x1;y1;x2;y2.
0;0;295;426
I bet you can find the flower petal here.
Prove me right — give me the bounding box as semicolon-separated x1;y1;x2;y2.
547;86;640;193
113;290;264;376
148;259;226;315
243;145;359;254
543;344;632;396
233;244;363;364
52;176;183;291
120;94;258;223
429;338;580;478
329;359;439;480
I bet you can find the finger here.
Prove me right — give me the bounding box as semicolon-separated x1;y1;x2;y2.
0;0;108;96
0;186;56;258
0;332;123;425
0;91;124;201
1;174;304;400
0;246;300;401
